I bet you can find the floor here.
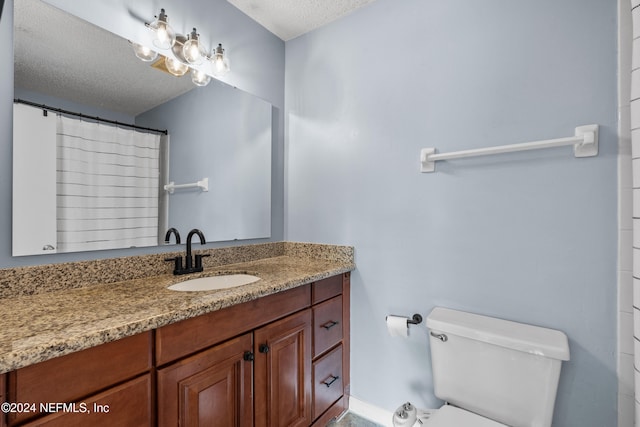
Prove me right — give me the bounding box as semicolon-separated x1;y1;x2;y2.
327;412;385;427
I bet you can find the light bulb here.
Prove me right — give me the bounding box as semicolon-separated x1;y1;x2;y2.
132;42;158;62
211;43;230;76
191;68;211;86
165;56;188;76
183;28;207;65
149;9;176;49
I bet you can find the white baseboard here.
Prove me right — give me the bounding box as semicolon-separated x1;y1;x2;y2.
348;396;394;426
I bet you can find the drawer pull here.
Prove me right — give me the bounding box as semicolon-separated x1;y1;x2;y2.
321;374;340;388
321;320;339;330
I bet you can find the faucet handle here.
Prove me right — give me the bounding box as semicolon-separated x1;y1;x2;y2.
164;256;183;274
195;253;210;270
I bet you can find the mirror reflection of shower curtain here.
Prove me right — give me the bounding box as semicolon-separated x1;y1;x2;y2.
56;116;161;252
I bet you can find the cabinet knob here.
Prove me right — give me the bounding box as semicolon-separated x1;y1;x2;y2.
243;351;254;361
259;343;270;354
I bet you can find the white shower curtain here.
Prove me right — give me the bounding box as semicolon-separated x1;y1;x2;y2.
56;116;161;252
632;0;640;422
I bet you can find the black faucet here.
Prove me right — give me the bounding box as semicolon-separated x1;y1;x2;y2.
185;228;206;270
164;228;181;244
165;228;209;275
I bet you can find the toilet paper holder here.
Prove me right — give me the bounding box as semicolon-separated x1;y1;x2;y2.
386;313;423;325
407;314;423;325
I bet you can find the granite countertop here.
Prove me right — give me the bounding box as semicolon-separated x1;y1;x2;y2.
0;250;354;374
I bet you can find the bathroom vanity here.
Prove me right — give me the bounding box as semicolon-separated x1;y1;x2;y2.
0;242;353;426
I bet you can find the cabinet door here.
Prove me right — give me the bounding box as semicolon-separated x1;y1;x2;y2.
157;333;253;427
254;309;312;427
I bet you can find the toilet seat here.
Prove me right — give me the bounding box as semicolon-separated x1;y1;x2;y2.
424;405;508;427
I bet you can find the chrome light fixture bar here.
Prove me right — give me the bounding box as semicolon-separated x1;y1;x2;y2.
132;8;230;86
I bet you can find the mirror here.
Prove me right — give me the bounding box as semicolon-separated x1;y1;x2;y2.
12;0;272;256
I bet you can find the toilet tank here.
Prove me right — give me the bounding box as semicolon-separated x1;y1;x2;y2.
426;307;570;427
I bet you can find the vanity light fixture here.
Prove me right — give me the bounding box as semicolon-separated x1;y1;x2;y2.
132;8;231;87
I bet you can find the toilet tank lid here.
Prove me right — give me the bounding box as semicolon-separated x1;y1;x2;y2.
426;307;570;361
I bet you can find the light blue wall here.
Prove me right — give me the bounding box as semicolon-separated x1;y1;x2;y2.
0;0;285;267
285;0;618;425
137;80;272;243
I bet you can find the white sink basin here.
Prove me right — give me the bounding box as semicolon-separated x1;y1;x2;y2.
168;274;260;291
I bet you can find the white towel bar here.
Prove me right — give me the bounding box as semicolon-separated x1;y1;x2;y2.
420;124;599;173
164;178;209;194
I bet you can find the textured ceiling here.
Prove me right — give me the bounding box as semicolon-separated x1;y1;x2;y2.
14;0;378;117
14;0;195;117
227;0;377;41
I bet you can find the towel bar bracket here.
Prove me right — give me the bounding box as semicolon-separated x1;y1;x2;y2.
164;177;209;194
573;124;599;158
420;124;599;173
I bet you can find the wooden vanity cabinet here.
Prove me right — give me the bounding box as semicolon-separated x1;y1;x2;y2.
4;271;351;427
158;308;314;427
157;285;313;427
7;332;152;426
157;271;351;427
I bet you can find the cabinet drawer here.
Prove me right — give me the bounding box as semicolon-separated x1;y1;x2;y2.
312;275;343;304
9;332;152;425
156;285;311;365
312;345;343;420
21;375;152;427
313;295;343;358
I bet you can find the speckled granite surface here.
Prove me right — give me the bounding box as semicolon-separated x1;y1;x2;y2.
0;242;354;373
0;242;288;298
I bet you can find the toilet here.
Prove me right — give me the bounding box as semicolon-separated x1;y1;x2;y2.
394;307;570;427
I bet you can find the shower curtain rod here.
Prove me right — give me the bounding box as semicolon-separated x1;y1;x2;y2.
13;98;168;135
420;124;599;173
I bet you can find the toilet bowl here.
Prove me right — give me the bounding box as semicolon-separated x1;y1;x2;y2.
393;307;570;427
